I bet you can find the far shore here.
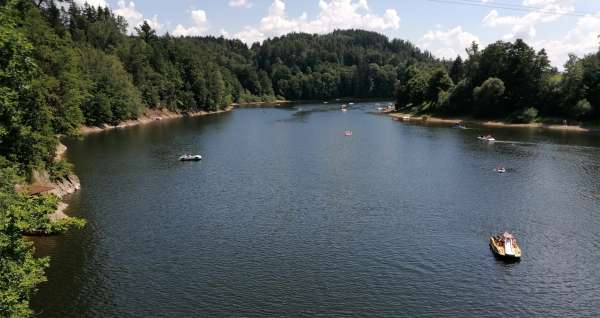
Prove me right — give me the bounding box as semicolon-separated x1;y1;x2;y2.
78;107;233;135
231;99;291;107
388;112;600;133
79;100;295;135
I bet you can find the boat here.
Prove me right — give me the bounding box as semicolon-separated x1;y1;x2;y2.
490;232;521;260
341;104;348;108
323;101;329;104
495;166;506;173
344;130;352;136
453;123;466;129
341;108;348;112
348;102;355;105
478;135;496;142
179;154;202;161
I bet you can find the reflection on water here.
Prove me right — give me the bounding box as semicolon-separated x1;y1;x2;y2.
33;103;600;317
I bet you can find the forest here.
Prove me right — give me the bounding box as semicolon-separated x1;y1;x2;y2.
1;0;599;316
394;40;600;123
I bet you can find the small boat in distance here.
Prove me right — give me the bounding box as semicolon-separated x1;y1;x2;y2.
344;130;352;136
490;232;521;260
348;102;355;105
179;154;202;161
478;135;496;142
341;108;348;112
495;166;506;173
453;123;466;129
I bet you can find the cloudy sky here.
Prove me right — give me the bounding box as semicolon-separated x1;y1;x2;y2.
76;0;600;68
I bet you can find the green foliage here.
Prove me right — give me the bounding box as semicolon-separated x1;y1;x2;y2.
572;99;592;118
473;77;505;117
0;157;49;318
79;47;142;125
47;159;73;182
508;107;539;123
256;30;435;100
394;38;600;121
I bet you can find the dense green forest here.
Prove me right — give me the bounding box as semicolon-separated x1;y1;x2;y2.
395;40;600;123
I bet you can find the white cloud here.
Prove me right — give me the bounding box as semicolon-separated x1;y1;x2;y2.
73;0;107;7
229;0;253;8
172;9;208;36
114;1;162;34
418;26;480;59
230;0;400;44
233;26;266;44
482;0;574;40
533;12;600;68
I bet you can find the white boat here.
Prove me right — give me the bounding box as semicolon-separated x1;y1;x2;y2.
348;102;355;105
344;130;352;136
179;154;202;161
495;167;506;173
478;135;496;142
341;108;348;112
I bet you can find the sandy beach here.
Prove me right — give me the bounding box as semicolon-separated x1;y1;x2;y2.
388;112;598;133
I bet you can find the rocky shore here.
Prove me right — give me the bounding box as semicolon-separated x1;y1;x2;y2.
79;107;233;135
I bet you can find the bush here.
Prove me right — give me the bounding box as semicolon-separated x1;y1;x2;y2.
473;77;505;117
571;99;592;118
433;90;450;113
508;107;539;123
47;159;73;182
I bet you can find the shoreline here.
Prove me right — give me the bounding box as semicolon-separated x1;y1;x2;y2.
78;100;293;135
79;107;233;135
388;112;599;133
231;99;291;107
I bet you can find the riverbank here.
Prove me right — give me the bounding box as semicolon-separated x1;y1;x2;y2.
79;107;234;134
389;112;599;133
231;99;291;107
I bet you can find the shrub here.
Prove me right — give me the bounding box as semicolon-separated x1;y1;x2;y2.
473;77;505;117
508;107;539;123
47;159;74;182
571;99;592;118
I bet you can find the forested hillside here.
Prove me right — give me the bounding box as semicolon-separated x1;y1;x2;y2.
256;30;434;99
395;40;600;123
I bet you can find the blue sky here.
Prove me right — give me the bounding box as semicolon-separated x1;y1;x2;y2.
79;0;600;68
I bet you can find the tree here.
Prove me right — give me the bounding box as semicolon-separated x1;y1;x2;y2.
135;20;156;43
571;99;592;118
473;77;505;117
79;48;142;125
449;56;464;83
0;158;48;318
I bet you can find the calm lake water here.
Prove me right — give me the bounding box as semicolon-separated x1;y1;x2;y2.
32;102;600;317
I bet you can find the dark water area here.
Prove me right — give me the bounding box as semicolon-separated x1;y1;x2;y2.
32;102;600;317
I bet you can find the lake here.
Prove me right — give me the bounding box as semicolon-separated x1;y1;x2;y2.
32;102;600;317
